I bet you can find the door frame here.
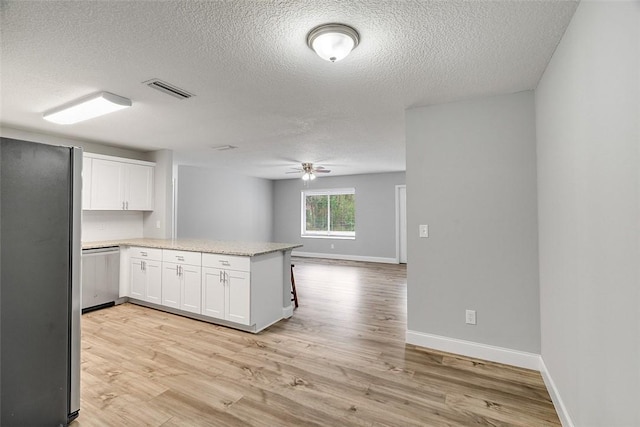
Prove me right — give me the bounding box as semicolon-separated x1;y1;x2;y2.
395;185;407;264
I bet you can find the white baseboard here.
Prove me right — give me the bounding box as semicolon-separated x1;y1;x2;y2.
282;305;294;319
292;250;398;264
406;330;541;370
539;358;574;427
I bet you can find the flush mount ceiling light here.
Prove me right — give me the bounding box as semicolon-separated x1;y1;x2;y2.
307;23;359;62
43;92;132;125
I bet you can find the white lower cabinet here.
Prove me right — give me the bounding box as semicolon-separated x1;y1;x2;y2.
202;267;250;325
130;257;146;299
181;265;202;314
161;250;202;314
122;245;284;333
201;268;225;318
129;247;162;303
161;263;181;308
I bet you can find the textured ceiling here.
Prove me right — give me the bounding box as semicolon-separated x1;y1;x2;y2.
0;1;577;179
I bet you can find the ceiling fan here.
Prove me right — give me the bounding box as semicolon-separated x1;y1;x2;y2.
286;162;331;181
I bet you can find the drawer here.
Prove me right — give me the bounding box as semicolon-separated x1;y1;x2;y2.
202;253;250;272
163;249;201;266
130;247;162;261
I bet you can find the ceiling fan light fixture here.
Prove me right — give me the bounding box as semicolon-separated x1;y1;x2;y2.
307;23;359;62
43;91;131;125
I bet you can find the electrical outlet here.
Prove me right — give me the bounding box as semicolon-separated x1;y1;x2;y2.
419;224;429;238
156;220;161;229
465;309;477;325
330;243;335;249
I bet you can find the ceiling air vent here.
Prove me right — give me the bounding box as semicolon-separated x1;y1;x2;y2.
143;79;193;100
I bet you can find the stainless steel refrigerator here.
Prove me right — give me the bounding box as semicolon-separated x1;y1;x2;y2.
1;137;81;426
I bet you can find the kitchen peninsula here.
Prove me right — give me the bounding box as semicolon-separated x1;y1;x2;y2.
82;238;301;333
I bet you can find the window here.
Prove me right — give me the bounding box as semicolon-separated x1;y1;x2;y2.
301;188;355;238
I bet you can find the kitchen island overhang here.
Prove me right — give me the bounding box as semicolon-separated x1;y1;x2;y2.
83;238;302;333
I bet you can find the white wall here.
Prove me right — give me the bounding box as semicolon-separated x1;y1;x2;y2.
81;211;144;241
535;2;640;426
273;172;405;262
405;91;541;356
176;165;274;242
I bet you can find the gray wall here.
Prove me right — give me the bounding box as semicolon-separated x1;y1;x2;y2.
143;149;173;239
536;2;640;425
177;165;274;242
405;91;540;353
273;172;405;261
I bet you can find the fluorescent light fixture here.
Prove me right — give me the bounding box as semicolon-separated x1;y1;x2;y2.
43;92;132;125
307;23;359;62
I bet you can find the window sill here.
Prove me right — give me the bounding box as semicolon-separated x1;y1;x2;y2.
301;235;355;240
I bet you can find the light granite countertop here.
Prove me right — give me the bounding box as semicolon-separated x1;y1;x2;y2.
82;238;302;257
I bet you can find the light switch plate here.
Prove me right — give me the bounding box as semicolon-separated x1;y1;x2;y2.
465;309;477;325
419;224;429;238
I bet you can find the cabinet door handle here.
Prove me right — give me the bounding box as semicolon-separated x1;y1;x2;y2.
126;201;129;210
122;201;125;210
224;271;229;284
143;260;146;271
179;265;183;276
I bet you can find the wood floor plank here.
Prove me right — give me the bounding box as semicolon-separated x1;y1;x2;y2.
73;257;560;426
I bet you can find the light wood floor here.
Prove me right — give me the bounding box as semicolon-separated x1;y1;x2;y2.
74;257;560;426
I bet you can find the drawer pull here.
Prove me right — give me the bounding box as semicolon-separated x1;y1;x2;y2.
219;260;230;266
177;256;184;261
141;252;147;257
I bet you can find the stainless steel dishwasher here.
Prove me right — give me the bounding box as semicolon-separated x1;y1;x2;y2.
82;247;120;313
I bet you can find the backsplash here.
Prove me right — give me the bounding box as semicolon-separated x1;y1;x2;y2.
82;210;144;242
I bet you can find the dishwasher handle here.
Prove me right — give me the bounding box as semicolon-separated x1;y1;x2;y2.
82;247;120;256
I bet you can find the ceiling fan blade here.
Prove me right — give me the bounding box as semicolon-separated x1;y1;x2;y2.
285;171;302;174
315;169;331;173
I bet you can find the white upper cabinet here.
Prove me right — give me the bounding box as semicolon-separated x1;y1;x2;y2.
84;153;154;211
125;163;154;210
90;159;125;210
